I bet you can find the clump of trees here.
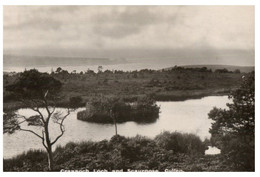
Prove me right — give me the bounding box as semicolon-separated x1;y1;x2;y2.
77;96;160;124
170;66;213;73
215;68;232;73
208;72;255;171
4;69;74;171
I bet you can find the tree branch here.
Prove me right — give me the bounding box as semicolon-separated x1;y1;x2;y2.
51;108;70;145
34;107;46;124
21;99;46;124
41;130;48;150
16;114;28;121
19;128;43;140
43;91;52;124
50;106;56;115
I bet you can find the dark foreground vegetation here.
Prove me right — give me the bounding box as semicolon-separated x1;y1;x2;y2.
3;66;246;111
77;96;160;123
4;132;232;172
208;72;255;171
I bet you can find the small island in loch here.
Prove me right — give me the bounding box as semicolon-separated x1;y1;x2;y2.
77;97;160;123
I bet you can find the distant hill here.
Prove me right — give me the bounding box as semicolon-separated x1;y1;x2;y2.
165;65;254;73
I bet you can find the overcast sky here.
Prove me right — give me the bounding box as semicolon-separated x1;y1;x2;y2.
3;6;255;65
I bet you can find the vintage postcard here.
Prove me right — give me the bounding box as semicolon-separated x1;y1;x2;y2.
3;5;255;172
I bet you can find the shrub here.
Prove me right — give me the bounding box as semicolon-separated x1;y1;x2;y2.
4;149;47;171
155;131;206;154
69;96;83;107
3;133;229;172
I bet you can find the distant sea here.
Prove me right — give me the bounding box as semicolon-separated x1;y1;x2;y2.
3;55;180;73
4;63;175;73
3;55;254;73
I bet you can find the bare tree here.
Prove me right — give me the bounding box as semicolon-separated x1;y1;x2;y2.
107;97;122;136
109;109;118;135
4;69;73;171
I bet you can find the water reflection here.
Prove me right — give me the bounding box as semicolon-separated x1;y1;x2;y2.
205;146;221;155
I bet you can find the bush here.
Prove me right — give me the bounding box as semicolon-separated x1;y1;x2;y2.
155;131;206;154
3;133;232;172
4;149;48;171
69;96;83;107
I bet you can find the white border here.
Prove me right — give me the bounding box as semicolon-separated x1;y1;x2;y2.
0;1;258;177
0;0;256;5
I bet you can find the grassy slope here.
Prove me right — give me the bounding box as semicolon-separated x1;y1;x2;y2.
3;69;245;111
55;70;244;103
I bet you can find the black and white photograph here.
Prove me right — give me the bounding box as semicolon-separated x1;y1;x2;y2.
2;4;255;172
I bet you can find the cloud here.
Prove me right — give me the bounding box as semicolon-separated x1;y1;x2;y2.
4;17;62;30
3;5;254;62
91;7;162;39
44;6;79;13
3;6;79;31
